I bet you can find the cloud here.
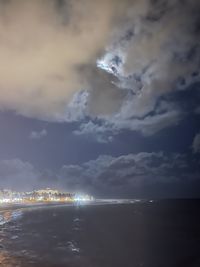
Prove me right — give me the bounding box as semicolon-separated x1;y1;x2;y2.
0;0;199;138
0;159;59;191
0;159;40;191
30;129;47;140
192;132;200;153
0;0;124;120
0;152;199;197
58;151;200;197
75;102;182;142
93;0;200;136
73;120;113;143
64;90;89;122
107;102;183;136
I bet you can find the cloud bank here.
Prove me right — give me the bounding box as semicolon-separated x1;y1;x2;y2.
59;152;199;197
0;0;199;137
0;151;199;197
0;159;40;191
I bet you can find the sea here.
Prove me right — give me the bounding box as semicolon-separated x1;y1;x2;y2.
0;200;200;267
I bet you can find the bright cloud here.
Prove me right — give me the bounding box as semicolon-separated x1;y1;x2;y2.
0;0;199;138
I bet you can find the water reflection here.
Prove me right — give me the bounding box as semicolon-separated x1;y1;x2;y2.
0;209;23;266
0;250;18;267
0;209;23;226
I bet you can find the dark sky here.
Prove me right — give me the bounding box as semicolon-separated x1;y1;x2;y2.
0;0;200;198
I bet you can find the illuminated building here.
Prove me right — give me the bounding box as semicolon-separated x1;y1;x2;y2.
0;188;93;204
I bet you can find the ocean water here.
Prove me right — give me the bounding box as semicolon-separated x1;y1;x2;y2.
0;200;200;267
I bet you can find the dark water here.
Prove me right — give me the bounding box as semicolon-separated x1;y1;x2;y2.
0;200;200;267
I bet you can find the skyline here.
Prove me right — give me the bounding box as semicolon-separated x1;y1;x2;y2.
0;187;93;204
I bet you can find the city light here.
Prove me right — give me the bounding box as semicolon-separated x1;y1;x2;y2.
74;194;94;202
0;188;93;204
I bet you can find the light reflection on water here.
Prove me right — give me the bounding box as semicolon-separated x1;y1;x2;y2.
0;250;21;267
0;201;199;267
0;209;23;225
0;206;83;266
0;209;23;266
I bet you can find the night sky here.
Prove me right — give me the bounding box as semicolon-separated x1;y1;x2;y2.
0;0;200;198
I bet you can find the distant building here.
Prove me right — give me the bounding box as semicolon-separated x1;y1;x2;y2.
0;188;93;204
